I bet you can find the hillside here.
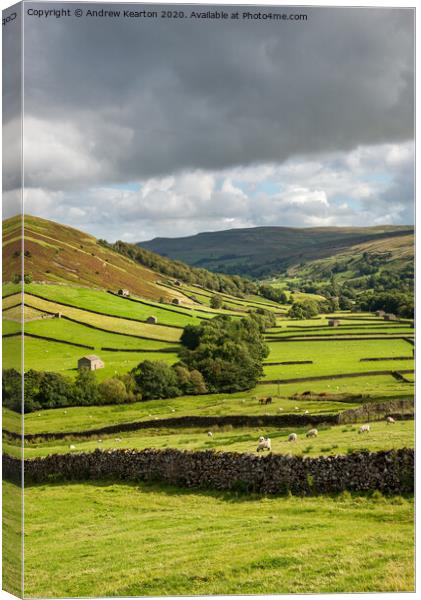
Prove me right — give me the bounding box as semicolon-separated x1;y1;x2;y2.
139;225;414;279
288;233;414;283
2;215;183;302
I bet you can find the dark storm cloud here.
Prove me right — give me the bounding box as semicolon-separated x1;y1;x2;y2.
16;3;414;191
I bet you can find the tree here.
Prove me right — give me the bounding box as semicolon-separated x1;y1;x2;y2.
2;369;22;412
98;378;129;404
131;360;181;400
73;369;101;406
210;295;223;309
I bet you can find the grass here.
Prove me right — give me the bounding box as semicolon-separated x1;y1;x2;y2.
20;337;176;380
23;294;182;342
2;481;23;598
23;317;178;352
25;284;211;327
18;480;414;596
263;339;414;380
6;419;414;459
3;375;410;436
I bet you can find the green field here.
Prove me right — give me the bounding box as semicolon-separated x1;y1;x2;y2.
263;339;413;379
18;479;414;597
5;419;413;459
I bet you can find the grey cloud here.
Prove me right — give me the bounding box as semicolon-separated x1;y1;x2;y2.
15;3;414;192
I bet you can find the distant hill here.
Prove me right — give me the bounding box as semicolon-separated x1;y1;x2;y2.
139;225;414;279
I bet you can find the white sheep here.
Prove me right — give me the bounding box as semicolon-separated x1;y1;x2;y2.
304;410;309;415
288;433;297;442
69;444;76;450
359;424;370;434
207;431;213;437
306;428;318;438
256;436;271;452
386;416;396;424
278;407;283;412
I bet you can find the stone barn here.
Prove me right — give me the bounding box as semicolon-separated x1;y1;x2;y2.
384;313;397;321
172;298;180;305
328;319;340;327
78;355;105;371
118;289;130;297
146;316;158;324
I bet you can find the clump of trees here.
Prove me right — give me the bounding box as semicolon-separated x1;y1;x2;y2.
3;368;137;413
288;299;319;320
356;291;414;318
178;315;269;393
258;284;288;304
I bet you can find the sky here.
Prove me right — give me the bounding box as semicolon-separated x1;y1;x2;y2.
2;3;415;242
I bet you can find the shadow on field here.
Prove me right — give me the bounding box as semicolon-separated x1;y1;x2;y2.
21;479;414;505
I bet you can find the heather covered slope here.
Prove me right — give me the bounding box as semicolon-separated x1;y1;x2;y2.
3;215;188;302
139;225;414;278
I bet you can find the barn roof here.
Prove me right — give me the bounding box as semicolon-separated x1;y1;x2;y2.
80;355;101;361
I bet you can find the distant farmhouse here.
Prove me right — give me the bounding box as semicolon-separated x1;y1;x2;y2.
118;289;130;297
78;355;105;371
384;313;397;321
328;319;340;327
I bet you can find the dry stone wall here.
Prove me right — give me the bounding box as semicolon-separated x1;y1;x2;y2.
3;447;414;495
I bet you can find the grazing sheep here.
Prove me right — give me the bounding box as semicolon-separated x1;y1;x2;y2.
294;406;299;411
278;407;283;412
256;436;271;452
359;424;370;434
207;431;213;437
306;428;318;438
69;444;76;450
386;416;396;424
288;433;298;442
304;410;309;415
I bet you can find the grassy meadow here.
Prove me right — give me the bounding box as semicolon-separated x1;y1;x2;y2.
2;271;415;596
19;481;414;597
5;419;414;459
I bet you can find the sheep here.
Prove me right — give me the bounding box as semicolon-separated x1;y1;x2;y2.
288;433;297;442
256;436;271;452
69;444;76;450
306;428;318;438
294;406;299;411
304;410;309;415
207;431;213;437
386;416;396;424
278;407;283;412
359;424;370;434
